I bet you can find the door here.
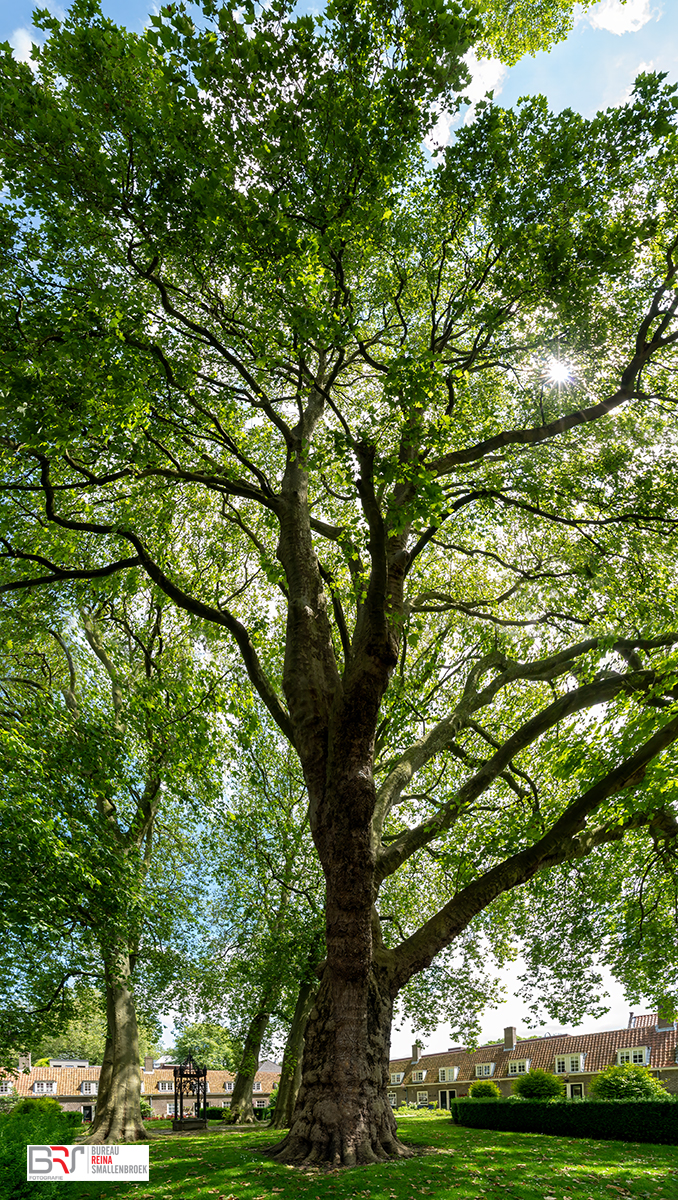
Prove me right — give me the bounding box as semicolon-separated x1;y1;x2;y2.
81;1105;92;1122
438;1090;456;1109
570;1084;583;1100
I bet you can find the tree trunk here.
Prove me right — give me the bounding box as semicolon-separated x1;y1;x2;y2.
269;959;408;1165
269;977;317;1130
84;951;146;1144
225;1006;270;1124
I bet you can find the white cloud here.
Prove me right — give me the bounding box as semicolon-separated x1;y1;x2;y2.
588;0;655;36
462;50;507;126
424;51;507;150
9;28;39;67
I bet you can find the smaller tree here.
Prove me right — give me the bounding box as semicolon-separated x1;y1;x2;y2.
171;1022;239;1071
513;1070;565;1100
589;1064;670;1102
468;1080;502;1099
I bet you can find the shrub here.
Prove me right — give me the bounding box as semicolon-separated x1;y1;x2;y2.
0;1096;74;1200
205;1107;225;1120
140;1097;154;1119
451;1098;678;1144
512;1069;566;1100
468;1080;502;1099
589;1064;671;1101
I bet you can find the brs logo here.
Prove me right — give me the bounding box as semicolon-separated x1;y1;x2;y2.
27;1145;87;1176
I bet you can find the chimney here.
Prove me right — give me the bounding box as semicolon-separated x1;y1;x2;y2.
144;1055;155;1073
657;1007;676;1032
411;1044;421;1063
628;1012;635;1029
503;1026;517;1052
18;1053;31;1072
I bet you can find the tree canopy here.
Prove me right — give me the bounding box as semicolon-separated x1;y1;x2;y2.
1;0;678;1165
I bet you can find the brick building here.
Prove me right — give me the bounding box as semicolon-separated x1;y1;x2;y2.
387;1012;678;1109
0;1054;281;1123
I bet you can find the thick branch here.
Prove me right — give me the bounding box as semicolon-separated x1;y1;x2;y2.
389;711;678;987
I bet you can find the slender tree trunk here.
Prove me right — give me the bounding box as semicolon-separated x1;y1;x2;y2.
85;950;146;1144
225;1005;271;1124
269;978;317;1130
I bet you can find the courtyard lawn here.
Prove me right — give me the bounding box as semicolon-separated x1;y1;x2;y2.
67;1112;678;1200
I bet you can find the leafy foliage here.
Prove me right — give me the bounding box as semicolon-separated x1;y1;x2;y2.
589;1063;671;1102
468;1079;502;1098
512;1069;565;1099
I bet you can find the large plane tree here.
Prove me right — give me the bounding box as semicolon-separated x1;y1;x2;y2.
2;0;678;1166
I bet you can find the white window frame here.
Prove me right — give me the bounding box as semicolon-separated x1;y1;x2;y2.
0;1082;13;1095
390;1072;404;1085
167;1103;175;1115
81;1081;98;1095
475;1063;495;1078
254;1098;266;1108
387;1092;398;1107
567;1082;584;1100
438;1067;458;1083
225;1081;234;1091
508;1059;530;1076
253;1081;261;1092
555;1054;584;1074
33;1081;56;1095
617;1047;648;1066
412;1070;426;1082
158;1081;173;1092
416;1091;429;1104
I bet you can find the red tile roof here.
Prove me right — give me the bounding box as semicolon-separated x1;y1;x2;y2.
389;1014;678;1084
0;1064;280;1098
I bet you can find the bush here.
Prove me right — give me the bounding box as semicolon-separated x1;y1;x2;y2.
589;1064;671;1102
468;1080;502;1099
512;1069;566;1100
451;1098;678;1144
205;1107;225;1120
0;1097;75;1200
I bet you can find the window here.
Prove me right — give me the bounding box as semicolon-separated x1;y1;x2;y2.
0;1082;13;1095
475;1064;494;1078
416;1091;428;1104
167;1103;175;1116
33;1081;56;1095
387;1093;398;1108
390;1072;404;1085
555;1055;583;1074
508;1059;529;1075
81;1081;98;1095
618;1047;647;1066
225;1082;234;1091
255;1099;266;1108
412;1070;426;1082
439;1067;458;1083
158;1081;173;1092
253;1081;261;1092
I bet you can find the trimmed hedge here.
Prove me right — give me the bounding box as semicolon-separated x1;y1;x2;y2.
450;1098;678;1145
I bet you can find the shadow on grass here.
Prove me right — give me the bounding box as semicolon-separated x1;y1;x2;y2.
66;1114;678;1200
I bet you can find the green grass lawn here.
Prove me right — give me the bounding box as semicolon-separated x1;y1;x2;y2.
67;1112;678;1200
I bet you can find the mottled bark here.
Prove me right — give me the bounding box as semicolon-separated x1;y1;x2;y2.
84;951;146;1144
269;978;317;1130
270;962;408;1165
225;1006;271;1124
